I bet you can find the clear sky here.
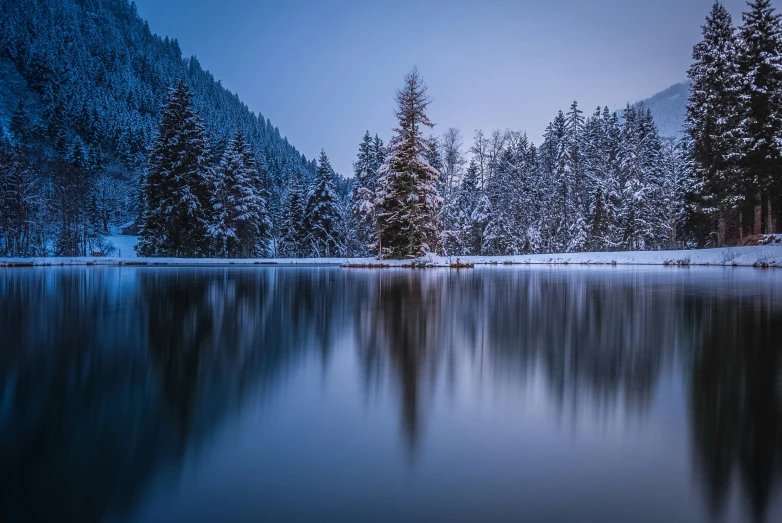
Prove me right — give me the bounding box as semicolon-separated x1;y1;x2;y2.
133;0;779;176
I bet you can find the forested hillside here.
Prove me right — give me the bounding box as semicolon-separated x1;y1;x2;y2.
634;82;689;138
0;0;318;256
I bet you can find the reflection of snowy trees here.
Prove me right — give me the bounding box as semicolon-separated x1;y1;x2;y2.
0;268;780;522
688;294;782;523
354;269;782;521
0;268;354;522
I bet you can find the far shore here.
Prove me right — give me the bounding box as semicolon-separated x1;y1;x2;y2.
1;243;781;269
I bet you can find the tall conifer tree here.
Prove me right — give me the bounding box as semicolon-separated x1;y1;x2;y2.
305;150;342;257
738;0;782;234
686;1;742;245
138;81;213;257
374;67;442;258
209;130;272;258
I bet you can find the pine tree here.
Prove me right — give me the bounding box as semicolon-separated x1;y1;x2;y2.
279;173;307;258
374;67;442;258
539;111;567;252
304;150;342;257
351;131;377;255
584;107;622;250
371;134;386;179
686;1;743;246
660;137;689;249
208;130;272;258
564;101;587;252
618;106;663;250
738;0;782;234
137;81;213;258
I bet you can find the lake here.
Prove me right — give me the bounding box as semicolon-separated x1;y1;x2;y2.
1;266;781;523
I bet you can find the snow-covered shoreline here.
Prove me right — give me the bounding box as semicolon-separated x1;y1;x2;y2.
1;243;780;268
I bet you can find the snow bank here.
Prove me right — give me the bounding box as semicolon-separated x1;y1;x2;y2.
1;242;780;269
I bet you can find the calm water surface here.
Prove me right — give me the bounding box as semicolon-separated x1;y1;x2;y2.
1;266;781;523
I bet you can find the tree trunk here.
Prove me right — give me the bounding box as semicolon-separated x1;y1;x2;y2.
754;201;762;235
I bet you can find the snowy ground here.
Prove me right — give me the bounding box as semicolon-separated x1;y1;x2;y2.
104;234;139;258
2;237;781;268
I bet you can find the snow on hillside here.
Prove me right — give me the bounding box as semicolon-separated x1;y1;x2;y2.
634;82;690;138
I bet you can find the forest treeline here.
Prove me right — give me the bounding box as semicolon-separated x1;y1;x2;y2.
1;0;781;258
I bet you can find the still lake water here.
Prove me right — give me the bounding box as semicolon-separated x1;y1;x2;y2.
1;266;781;523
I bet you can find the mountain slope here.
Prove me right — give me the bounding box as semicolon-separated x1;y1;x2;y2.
634;82;690;138
0;0;315;190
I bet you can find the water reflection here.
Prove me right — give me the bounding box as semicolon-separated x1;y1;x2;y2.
687;290;782;522
0;267;780;522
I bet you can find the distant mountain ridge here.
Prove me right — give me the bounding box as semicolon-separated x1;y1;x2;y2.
633;82;690;138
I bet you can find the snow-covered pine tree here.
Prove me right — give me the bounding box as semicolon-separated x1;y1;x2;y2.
618;106;663;250
279;172;307;258
659;137;689;249
584;107;622;251
563;101;588;252
374;67;442;258
304;150;343;257
484;130;526;255
538;111;567;253
738;0;782;234
137;81;213;258
686;1;743;246
442;160;480;255
351;131;377;255
425;135;444;178
208;130;272;258
371;134;386;180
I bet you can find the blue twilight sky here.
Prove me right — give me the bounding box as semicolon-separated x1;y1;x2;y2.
133;0;779;176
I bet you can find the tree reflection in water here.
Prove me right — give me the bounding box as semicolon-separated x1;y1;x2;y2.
0;266;780;522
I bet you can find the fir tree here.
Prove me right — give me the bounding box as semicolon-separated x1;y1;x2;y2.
564;101;587;252
584;107;622;250
208;130;272;258
618;106;663;250
442;160;479;255
351;131;377;255
279;173;307;258
738;0;782;234
539;111;567;252
371;134;386;179
660;137;689;248
137;81;213;258
686;1;743;245
375;67;442;258
304;150;342;257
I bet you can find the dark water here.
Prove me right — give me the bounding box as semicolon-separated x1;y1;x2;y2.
1;266;782;523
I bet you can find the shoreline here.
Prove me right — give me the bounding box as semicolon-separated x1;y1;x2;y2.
1;244;780;269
